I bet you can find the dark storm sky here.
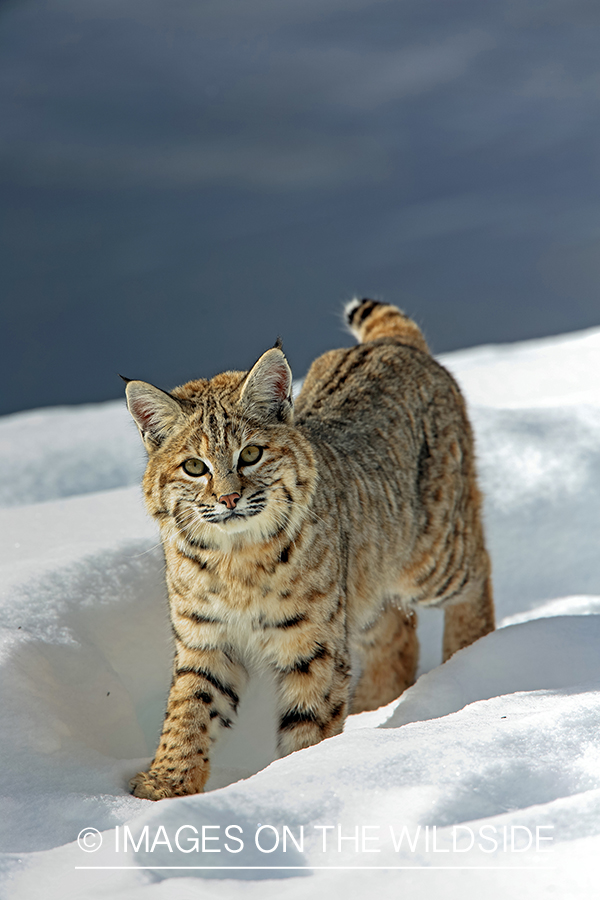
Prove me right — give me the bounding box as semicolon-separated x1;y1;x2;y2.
2;0;600;416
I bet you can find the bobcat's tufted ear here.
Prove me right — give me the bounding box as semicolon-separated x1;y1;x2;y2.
125;380;184;449
240;347;293;424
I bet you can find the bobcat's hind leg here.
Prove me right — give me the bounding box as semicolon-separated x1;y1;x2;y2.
442;574;495;662
350;604;419;715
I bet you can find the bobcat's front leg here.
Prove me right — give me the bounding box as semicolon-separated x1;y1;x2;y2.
130;643;247;800
274;638;351;757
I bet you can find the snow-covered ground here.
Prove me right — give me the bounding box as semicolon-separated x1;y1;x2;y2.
1;328;599;899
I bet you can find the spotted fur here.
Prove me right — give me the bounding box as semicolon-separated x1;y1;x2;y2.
126;299;494;799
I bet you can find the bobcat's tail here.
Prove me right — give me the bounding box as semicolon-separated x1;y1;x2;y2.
345;298;430;354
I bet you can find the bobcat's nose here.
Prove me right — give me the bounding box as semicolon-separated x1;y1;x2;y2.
218;492;241;510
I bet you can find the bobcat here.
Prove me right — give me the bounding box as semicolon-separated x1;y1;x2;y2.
125;299;494;800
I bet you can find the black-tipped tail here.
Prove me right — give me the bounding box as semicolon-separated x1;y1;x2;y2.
345;298;430;353
345;298;383;329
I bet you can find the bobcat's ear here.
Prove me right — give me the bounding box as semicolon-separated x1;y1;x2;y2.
125;380;184;449
240;347;293;424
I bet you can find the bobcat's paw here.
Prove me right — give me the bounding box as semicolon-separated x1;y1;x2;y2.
129;770;175;800
129;768;206;800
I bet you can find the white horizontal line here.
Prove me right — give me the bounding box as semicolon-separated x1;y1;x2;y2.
75;866;555;871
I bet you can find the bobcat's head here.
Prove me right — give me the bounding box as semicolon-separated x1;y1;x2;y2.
125;347;315;551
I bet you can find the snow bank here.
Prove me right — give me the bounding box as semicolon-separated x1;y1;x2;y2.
0;327;599;899
442;327;600;614
439;325;600;410
0;401;144;507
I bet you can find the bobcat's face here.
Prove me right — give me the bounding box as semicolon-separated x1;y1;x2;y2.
158;422;299;545
125;348;316;550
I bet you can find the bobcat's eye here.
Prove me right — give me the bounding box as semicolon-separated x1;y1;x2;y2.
239;445;263;466
182;458;209;477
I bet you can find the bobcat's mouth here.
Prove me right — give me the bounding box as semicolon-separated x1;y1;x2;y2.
214;494;268;525
197;509;246;525
208;499;270;534
221;510;245;523
177;493;270;537
208;508;262;536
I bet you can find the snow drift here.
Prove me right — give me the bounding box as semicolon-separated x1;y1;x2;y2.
0;327;599;899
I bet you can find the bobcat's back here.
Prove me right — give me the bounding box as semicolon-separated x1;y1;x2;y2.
296;299;489;617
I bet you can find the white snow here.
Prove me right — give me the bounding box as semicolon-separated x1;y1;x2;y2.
0;402;145;507
1;327;599;899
